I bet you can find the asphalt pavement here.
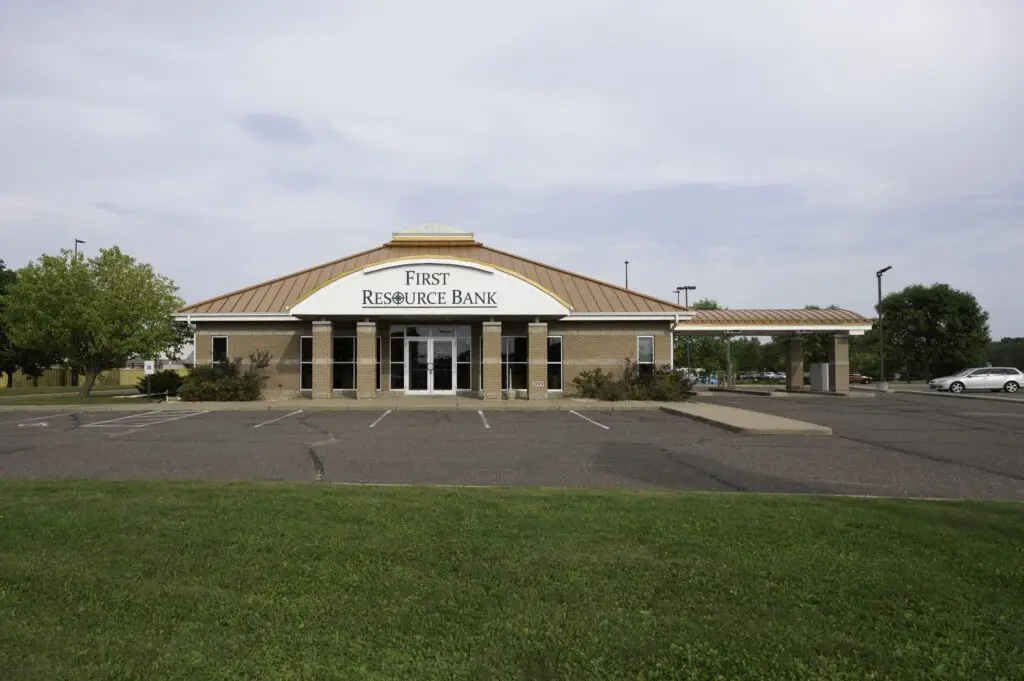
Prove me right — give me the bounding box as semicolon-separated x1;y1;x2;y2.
0;394;1021;500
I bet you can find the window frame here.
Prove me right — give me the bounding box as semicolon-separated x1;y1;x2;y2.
211;336;228;365
637;335;655;365
637;335;655;379
546;335;563;391
299;335;313;392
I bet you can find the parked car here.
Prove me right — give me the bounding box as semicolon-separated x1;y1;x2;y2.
928;367;1023;394
849;373;873;384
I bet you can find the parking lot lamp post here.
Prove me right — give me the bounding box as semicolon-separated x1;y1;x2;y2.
675;286;697;371
876;266;892;390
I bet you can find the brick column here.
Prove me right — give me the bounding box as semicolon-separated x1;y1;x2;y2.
482;321;502;399
527;322;548;400
785;336;804;391
356;322;376;399
828;334;850;393
312;320;333;399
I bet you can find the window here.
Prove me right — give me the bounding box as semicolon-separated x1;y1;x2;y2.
332;337;356;390
456;329;471;391
390;327;405;390
501;336;528;390
212;336;228;364
637;335;655;379
299;336;313;391
376;336;382;391
547;336;562;391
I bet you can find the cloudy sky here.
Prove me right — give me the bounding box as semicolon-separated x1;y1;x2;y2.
2;0;1022;336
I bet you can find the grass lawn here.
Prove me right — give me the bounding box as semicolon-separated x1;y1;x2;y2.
1;483;1021;681
0;385;84;396
0;394;158;405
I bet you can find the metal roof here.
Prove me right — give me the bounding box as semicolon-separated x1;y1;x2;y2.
178;239;686;315
678;308;872;326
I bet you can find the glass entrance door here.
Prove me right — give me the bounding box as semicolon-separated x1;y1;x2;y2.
407;339;430;392
405;337;456;395
431;339;454;394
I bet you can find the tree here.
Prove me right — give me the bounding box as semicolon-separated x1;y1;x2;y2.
878;283;990;379
987;337;1024;369
0;259;17;386
1;247;186;395
675;298;740;376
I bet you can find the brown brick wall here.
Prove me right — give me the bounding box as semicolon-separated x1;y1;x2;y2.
312;321;333;399
548;322;672;394
482;321;501;399
527;322;548;400
194;322;313;396
194;320;672;398
356;322;377;399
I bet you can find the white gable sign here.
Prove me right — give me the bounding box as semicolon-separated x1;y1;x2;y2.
289;259;571;317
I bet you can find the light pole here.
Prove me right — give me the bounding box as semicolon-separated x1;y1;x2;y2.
624;260;629;290
74;238;85;256
674;285;695;307
876;265;892;390
675;286;697;372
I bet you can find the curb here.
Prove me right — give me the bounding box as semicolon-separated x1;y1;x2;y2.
1;401;669;414
658;406;833;436
889;389;1024;405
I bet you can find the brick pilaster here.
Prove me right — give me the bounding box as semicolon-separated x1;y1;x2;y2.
482;321;502;399
356;322;377;399
312;320;333;399
828;334;850;393
786;336;804;391
527;322;548;400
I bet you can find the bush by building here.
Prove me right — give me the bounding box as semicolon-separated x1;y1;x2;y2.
178;350;272;402
572;360;694;401
136;369;185;397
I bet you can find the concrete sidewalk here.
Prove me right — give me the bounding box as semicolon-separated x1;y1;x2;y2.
660;402;832;436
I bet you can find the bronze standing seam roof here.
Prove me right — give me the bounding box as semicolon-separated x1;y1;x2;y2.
675;308;872;326
178;242;687;315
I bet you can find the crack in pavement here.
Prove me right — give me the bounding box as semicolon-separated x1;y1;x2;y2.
307;437;337;482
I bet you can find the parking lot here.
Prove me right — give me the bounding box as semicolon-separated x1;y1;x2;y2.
1;392;1022;500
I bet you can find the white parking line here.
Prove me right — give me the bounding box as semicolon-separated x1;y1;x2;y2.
4;411;85;424
254;410;303;428
477;410;491;429
85;410;208;429
83;410;162;426
569;410;610;430
369;410;392;428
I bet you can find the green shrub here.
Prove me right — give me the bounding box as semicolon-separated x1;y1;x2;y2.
179;350;272;402
572;359;693;402
136;369;184;396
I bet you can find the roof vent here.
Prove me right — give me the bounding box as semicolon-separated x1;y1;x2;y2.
387;222;478;245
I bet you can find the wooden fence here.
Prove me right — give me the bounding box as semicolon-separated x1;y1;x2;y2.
1;368;189;390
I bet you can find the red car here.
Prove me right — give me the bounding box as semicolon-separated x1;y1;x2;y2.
849;373;873;384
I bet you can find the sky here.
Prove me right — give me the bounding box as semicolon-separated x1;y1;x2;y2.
1;0;1022;338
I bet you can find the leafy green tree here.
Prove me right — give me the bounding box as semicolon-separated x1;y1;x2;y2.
986;337;1024;369
1;247;186;395
0;259;18;386
879;283;990;379
677;298;728;374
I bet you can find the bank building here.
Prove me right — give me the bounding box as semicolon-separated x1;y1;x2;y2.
175;224;872;399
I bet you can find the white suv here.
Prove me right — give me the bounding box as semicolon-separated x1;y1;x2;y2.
929;367;1023;394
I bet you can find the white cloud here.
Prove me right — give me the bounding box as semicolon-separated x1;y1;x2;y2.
1;0;1022;336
